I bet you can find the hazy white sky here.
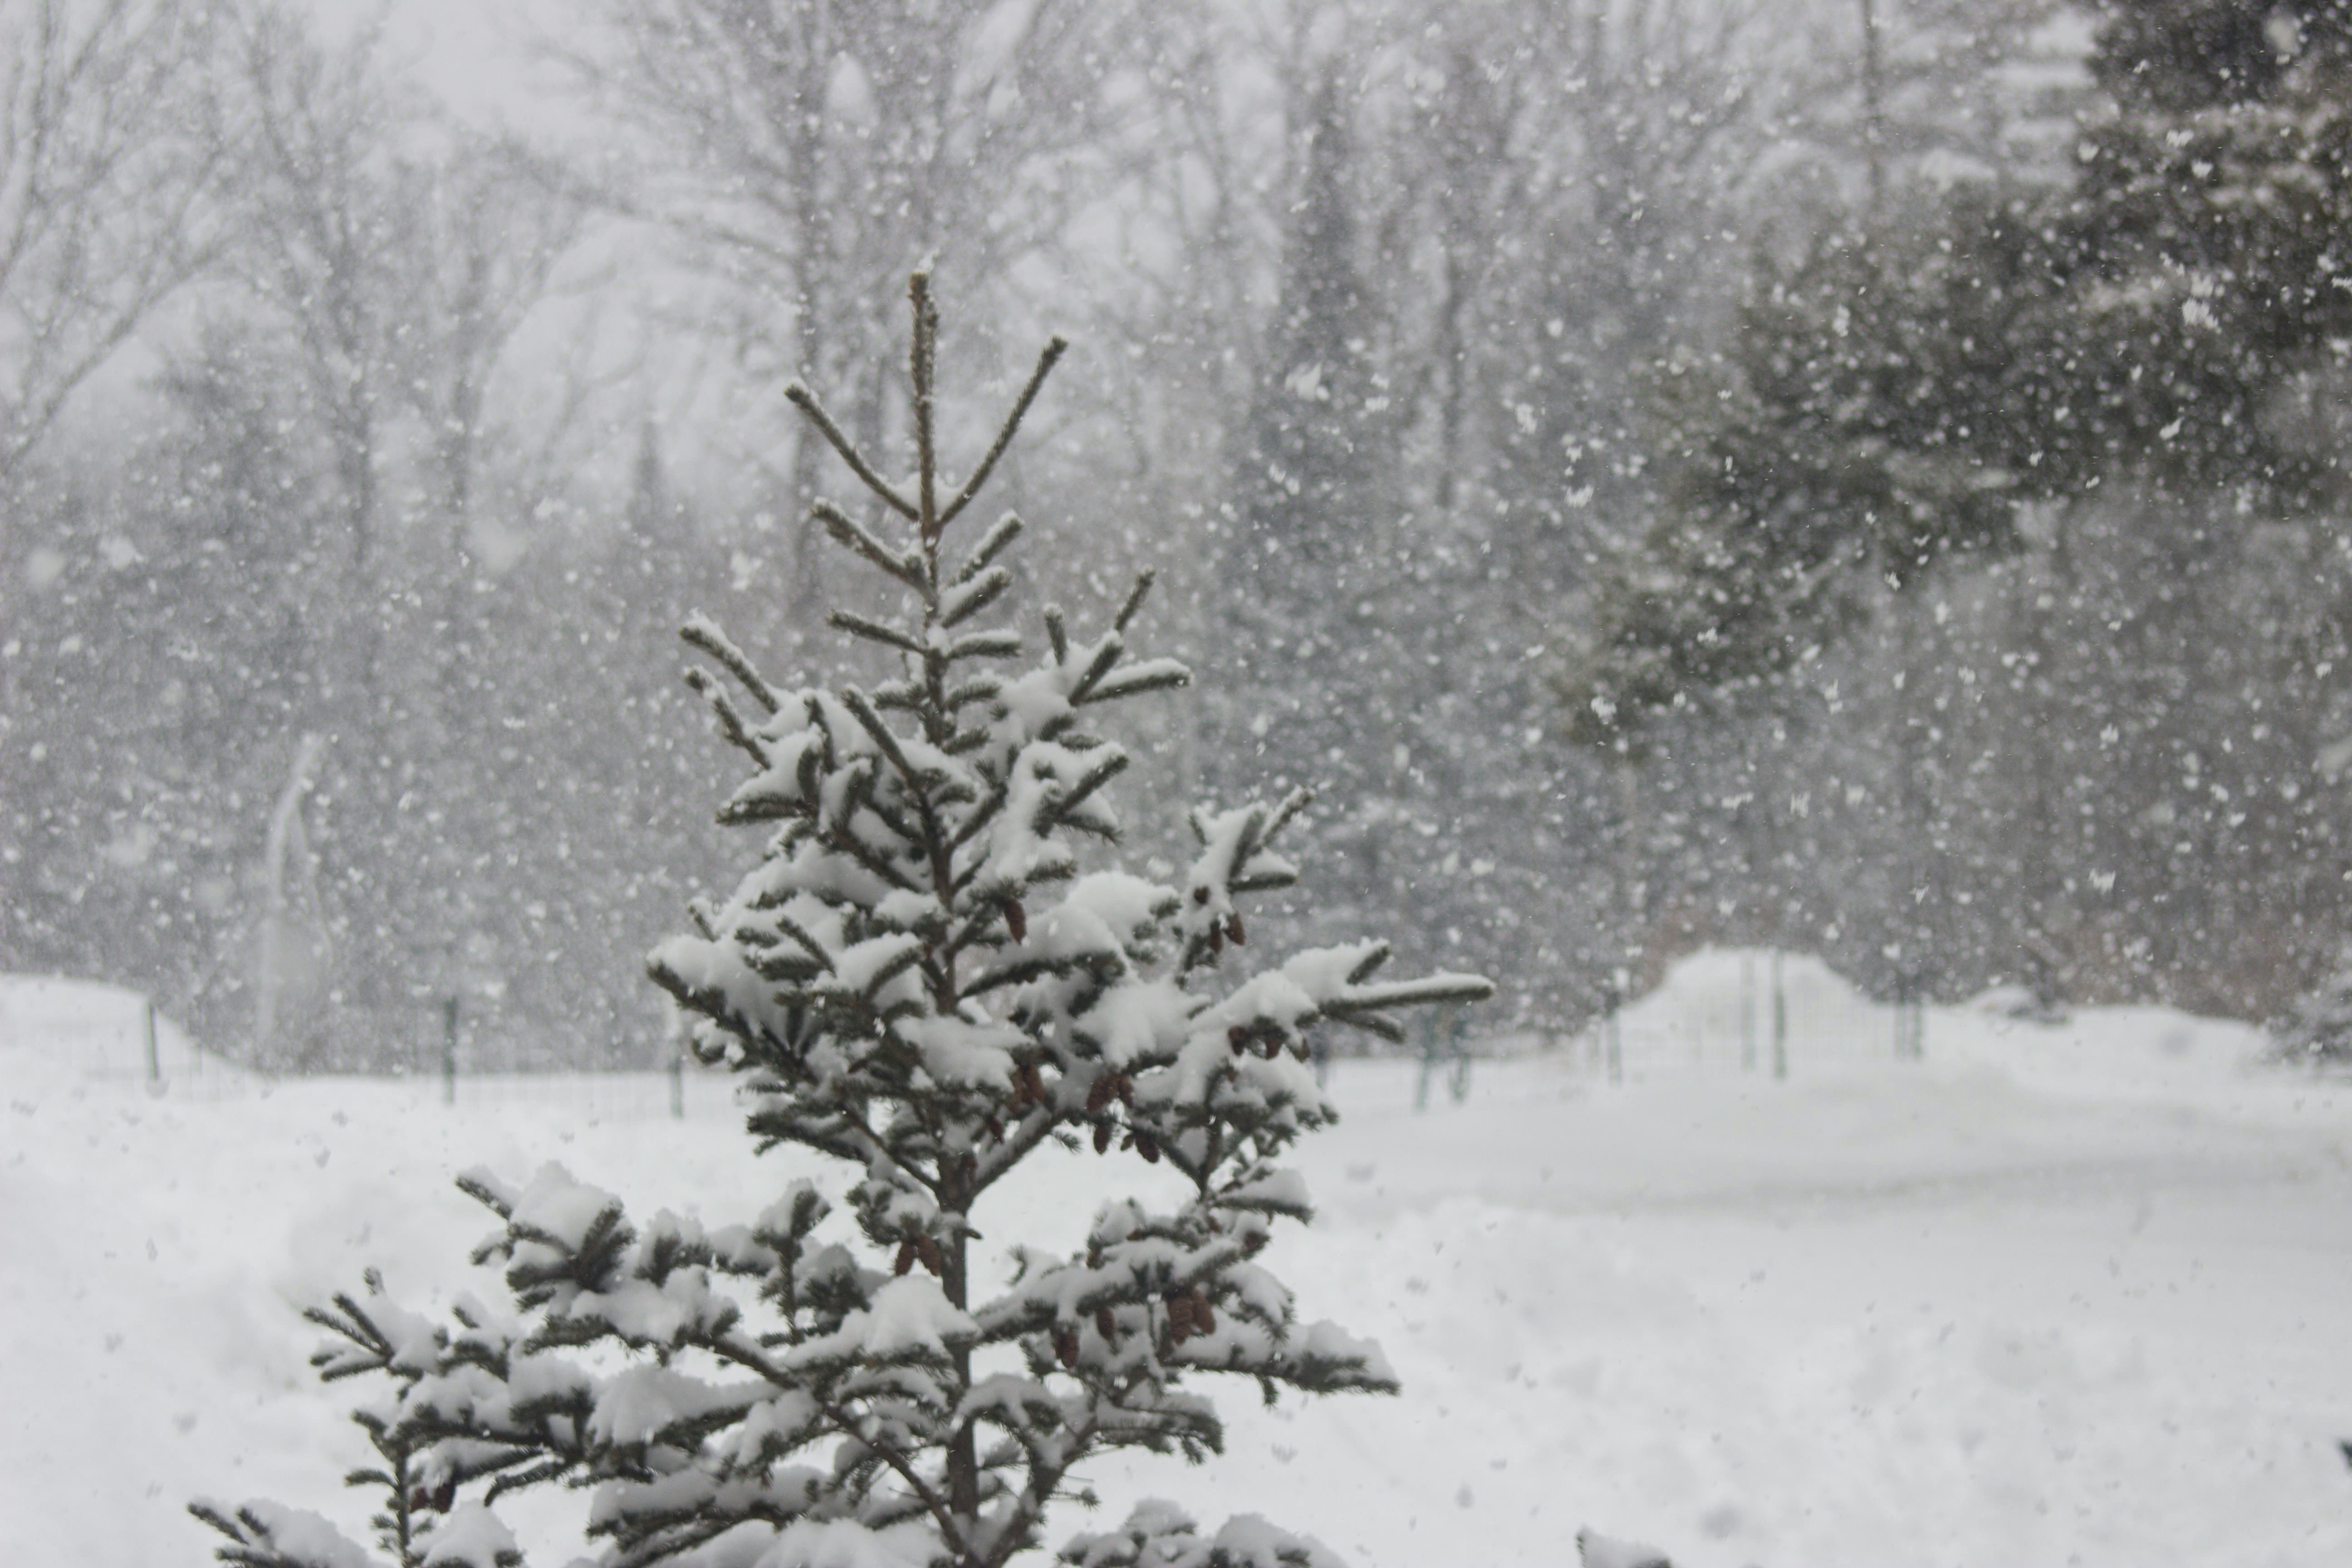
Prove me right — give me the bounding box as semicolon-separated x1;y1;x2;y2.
318;0;572;129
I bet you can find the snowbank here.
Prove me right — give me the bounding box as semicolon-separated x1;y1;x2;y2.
1596;946;2272;1094
0;974;238;1085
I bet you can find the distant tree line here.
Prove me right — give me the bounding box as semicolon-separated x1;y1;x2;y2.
3;0;2347;1066
1572;0;2352;1018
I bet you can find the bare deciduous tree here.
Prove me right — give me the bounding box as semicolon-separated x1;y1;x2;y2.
198;3;590;1058
573;0;1147;611
0;0;221;483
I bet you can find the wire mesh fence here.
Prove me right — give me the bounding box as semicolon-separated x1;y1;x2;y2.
1565;948;1927;1085
0;975;256;1101
14;949;1933;1118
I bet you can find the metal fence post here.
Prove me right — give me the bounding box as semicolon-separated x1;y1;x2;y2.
1771;950;1788;1080
1605;969;1624;1086
443;996;460;1106
1740;951;1756;1072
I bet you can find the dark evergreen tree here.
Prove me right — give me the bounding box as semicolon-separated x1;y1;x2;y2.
1214;71;1408;946
1232;74;1384;591
0;325;337;1054
193;276;1490;1568
1558;0;2352;1013
1556;192;2068;1009
1560;202;2045;755
2090;0;2352;113
2271;954;2352;1061
2064;0;2352;507
1567;0;2352;743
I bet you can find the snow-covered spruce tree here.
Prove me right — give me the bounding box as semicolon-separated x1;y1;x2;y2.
193;274;1492;1568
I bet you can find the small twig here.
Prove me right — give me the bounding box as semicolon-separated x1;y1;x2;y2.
938;335;1069;530
911;270;941;540
785;381;918;521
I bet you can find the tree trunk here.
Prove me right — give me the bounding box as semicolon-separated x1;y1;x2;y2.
257;732;327;1060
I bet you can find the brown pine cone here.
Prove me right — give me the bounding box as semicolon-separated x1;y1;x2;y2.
913;1234;943;1276
894;1240;917;1276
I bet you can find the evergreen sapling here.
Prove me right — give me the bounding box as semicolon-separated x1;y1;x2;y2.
193;274;1493;1568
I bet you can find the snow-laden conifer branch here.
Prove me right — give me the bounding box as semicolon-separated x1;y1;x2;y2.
828;606;931;657
679;612;778;713
1079;658;1191;707
943;564;1013;627
947;627;1028;664
192;1499;381;1568
956;512;1024;584
679;667;761;764
813;497;926;593
838;686;933;796
1060;1501;1348;1568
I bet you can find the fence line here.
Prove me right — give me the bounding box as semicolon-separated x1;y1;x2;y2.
1568;948;1922;1085
24;949;1934;1116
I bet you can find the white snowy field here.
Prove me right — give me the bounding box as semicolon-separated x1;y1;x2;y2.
5;955;2351;1568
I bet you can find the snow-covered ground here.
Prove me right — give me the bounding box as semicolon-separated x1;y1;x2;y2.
5;953;2349;1567
0;975;237;1088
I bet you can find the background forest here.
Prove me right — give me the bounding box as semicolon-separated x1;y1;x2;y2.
6;0;2351;1071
